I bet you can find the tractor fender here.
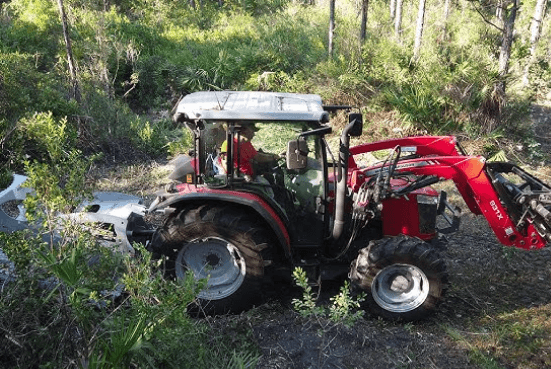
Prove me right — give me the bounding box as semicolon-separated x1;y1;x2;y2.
149;187;292;258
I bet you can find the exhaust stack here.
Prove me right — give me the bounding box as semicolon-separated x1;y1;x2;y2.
331;113;363;243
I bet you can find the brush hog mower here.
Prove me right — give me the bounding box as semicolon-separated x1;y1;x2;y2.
0;176;152;283
4;91;551;321
0;177;150;251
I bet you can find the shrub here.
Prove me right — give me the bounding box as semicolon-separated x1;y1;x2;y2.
167;127;193;157
0;0;60;65
129;116;174;156
292;267;366;327
0;142;227;368
0;54;78;125
17;112;77;163
0;168;12;189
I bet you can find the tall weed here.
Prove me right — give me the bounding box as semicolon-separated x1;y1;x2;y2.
292;267;366;327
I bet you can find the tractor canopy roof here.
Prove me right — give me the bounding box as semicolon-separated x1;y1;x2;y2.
173;91;330;125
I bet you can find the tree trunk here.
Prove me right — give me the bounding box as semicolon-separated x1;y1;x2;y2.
394;0;404;41
412;0;427;61
329;0;336;57
487;0;518;132
497;0;518;80
390;0;396;19
522;0;547;87
56;0;80;103
360;0;369;42
495;0;503;25
442;0;451;38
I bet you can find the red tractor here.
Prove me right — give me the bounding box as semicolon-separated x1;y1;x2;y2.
146;91;551;321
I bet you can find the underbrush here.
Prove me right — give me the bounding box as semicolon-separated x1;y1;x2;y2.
291;267;366;327
435;209;551;369
444;287;551;369
0;230;261;368
3;0;547;175
456;305;551;369
0;136;258;369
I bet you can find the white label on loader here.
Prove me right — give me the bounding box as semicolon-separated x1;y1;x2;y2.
402;146;417;153
490;200;504;220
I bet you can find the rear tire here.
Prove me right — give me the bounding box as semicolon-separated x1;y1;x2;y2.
150;204;272;314
349;235;448;321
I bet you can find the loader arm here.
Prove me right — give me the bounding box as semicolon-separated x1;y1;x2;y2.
348;136;463;169
350;155;551;250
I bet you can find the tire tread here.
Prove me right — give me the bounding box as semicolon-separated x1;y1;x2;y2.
149;203;273;314
350;235;448;321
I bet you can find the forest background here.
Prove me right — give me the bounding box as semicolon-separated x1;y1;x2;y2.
2;0;550;172
1;0;551;367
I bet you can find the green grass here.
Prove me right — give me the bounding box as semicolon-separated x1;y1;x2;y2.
444;305;551;369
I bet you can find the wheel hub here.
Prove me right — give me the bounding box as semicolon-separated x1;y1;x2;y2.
372;264;429;313
175;237;246;300
205;253;221;267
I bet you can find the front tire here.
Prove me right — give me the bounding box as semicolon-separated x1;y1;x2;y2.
150;204;272;314
349;235;448;321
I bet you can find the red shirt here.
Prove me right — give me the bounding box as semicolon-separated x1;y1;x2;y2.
221;139;257;175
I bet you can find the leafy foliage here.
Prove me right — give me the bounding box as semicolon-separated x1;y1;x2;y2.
0;53;77;120
292;266;325;317
2;0;547;173
0;0;60;63
292;267;366;327
18;112;77;163
0;143;251;368
0;168;12;189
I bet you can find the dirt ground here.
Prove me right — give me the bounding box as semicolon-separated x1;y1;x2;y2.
203;212;551;369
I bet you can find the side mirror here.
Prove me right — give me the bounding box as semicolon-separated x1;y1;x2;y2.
348;113;363;137
287;138;308;170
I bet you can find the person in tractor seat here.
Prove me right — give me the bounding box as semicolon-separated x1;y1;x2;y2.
218;123;279;182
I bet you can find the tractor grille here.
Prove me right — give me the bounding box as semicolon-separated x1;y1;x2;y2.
417;195;438;234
